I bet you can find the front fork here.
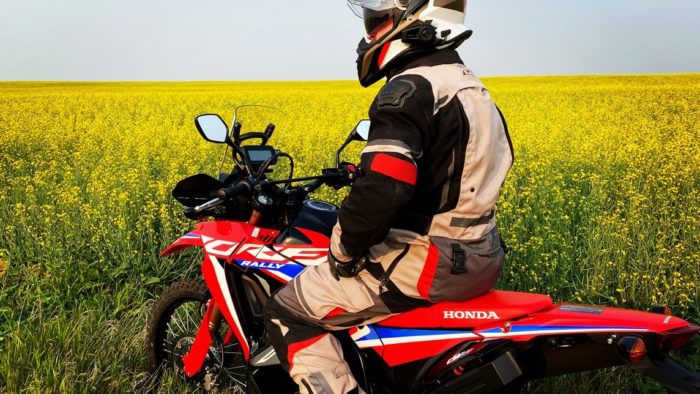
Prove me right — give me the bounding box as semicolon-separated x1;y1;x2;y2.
182;254;252;377
181;300;239;378
209;303;223;332
182;301;216;377
181;210;263;378
209;303;237;346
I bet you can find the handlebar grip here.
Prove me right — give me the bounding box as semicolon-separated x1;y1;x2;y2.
218;181;250;199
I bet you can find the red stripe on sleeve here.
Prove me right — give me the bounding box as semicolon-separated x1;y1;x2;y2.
417;244;440;301
370;153;417;185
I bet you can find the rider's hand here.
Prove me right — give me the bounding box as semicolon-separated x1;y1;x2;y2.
328;250;368;280
340;162;359;182
324;164;360;190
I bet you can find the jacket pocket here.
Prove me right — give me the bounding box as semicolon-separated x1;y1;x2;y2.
424;229;504;302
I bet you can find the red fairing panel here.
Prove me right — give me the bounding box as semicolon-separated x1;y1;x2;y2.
161;232;203;256
161;221;280;257
378;291;553;329
295;227;331;249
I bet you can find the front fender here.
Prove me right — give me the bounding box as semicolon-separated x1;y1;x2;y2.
182;256;252;377
161;232;203;256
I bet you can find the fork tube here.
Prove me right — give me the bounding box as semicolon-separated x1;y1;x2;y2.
208;303;223;332
248;210;263;225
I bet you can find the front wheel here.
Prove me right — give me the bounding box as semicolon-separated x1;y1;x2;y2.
146;278;248;392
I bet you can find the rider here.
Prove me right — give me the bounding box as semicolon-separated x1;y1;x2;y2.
265;0;514;392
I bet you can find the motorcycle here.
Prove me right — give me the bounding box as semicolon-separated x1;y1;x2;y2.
146;106;700;393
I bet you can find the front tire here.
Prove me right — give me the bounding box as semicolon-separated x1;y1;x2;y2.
146;278;247;392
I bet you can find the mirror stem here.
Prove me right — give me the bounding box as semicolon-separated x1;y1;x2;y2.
232;122;242;143
336;135;353;168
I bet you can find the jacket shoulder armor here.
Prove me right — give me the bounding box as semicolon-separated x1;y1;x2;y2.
377;78;417;109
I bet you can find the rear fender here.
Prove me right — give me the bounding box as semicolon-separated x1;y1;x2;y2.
475;304;693;341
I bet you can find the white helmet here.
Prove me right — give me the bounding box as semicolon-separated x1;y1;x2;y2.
347;0;472;87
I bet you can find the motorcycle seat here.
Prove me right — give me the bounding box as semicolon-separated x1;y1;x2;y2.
377;291;553;329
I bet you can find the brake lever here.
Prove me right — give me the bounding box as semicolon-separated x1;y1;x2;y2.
194;197;224;213
185;205;226;220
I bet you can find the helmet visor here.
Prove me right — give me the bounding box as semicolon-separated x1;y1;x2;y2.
347;0;405;37
347;0;399;13
347;0;411;17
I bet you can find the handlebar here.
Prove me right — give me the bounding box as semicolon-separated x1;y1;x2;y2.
260;165;355;192
187;166;355;217
217;181;252;199
191;180;251;214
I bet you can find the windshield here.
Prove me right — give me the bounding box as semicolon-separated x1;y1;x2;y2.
231;105;287;139
217;105;291;180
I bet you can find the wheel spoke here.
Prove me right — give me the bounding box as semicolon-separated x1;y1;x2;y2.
171;309;186;334
186;308;198;330
223;369;247;388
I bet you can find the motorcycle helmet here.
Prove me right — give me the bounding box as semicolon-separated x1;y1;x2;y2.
347;0;473;87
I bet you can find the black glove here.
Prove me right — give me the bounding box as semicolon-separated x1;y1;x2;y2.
340;162;360;182
328;250;369;280
323;163;360;190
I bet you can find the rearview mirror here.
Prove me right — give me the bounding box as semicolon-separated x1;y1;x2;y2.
195;114;229;144
336;119;371;167
352;120;371;141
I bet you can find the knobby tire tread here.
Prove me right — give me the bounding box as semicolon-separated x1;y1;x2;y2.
146;278;210;372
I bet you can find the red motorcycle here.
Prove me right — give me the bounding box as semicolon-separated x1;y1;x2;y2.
146;107;699;393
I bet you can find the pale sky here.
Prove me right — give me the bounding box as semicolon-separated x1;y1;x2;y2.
1;0;699;81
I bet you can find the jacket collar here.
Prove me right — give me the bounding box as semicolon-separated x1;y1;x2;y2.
386;49;464;80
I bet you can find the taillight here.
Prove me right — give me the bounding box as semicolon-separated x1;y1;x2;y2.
658;324;700;352
617;336;648;363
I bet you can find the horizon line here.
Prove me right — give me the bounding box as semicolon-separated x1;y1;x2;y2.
1;72;699;84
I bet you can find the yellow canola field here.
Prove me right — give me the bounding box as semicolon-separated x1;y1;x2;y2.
0;76;698;391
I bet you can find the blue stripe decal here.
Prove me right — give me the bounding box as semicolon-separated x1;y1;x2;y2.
374;326;473;338
273;262;305;277
356;326;381;341
480;325;648;334
233;260;305;278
